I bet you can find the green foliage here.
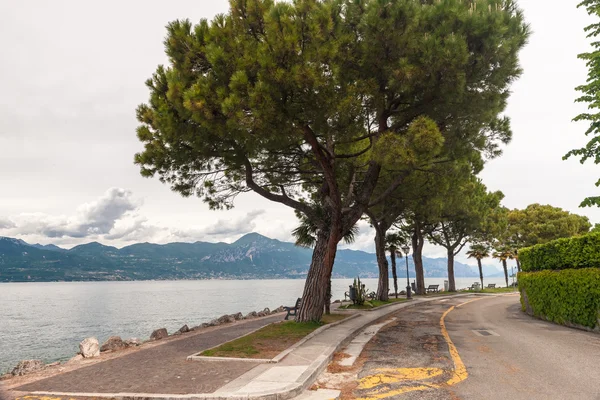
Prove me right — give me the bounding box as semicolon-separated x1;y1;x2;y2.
428;177;504;255
466;243;491;261
564;0;600;206
352;277;367;306
507;204;591;248
520;232;600;272
519;269;600;329
291;210;358;248
135;0;529;216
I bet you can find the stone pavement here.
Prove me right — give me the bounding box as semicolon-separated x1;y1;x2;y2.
10;313;284;395
5;295;478;400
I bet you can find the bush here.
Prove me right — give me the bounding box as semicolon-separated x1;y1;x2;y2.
518;269;600;329
520;232;600;272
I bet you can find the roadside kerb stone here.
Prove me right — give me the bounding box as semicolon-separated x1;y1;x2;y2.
187;313;361;365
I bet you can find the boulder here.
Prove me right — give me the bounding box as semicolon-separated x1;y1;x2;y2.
79;337;100;358
178;324;190;334
11;360;44;376
201;322;212;328
263;307;271;314
124;338;141;347
232;312;244;320
100;336;128;352
150;328;168;341
217;314;235;324
208;319;221;327
245;311;258;319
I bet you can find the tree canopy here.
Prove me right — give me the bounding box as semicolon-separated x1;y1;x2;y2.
565;0;600;207
505;204;591;248
135;0;529;320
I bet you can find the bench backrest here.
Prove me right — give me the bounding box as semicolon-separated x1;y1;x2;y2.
427;284;439;289
295;298;302;308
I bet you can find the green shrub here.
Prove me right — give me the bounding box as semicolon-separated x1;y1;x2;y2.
520;232;600;272
518;269;600;329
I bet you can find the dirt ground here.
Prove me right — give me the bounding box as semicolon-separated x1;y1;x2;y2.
314;298;475;400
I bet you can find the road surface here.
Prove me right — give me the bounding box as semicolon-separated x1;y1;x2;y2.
318;294;600;399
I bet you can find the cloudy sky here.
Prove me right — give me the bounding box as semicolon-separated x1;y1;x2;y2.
0;0;598;265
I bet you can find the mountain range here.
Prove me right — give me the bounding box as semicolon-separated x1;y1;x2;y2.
0;233;502;282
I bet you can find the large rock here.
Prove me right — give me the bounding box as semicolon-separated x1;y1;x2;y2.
100;336;128;352
11;360;44;376
232;312;244;320
257;308;270;317
124;338;141;347
79;337;100;358
244;311;258;319
217;314;235;324
150;328;168;341
178;324;190;334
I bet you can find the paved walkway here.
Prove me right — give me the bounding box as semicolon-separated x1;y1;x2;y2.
5;295;478;400
12;314;283;395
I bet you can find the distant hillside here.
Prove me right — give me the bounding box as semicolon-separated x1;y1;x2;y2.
0;234;501;282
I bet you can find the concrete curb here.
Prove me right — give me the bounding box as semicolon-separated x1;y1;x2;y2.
187;313;361;364
272;313;361;363
28;293;488;400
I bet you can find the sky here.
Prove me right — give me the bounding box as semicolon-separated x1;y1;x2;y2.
0;0;597;266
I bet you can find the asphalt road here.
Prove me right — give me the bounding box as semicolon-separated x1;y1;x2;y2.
448;294;600;400
320;294;600;400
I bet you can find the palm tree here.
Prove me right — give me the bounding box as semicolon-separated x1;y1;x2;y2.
292;213;358;314
492;245;513;288
385;233;404;298
466;243;490;289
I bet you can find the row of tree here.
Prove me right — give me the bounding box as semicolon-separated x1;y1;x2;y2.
380;203;592;299
134;0;531;321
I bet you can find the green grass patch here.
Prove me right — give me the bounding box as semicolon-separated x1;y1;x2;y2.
339;297;408;310
479;286;516;293
200;313;348;359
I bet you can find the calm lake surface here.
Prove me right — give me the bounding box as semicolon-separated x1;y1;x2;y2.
0;277;511;373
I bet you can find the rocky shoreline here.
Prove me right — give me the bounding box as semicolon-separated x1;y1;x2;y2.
1;305;285;380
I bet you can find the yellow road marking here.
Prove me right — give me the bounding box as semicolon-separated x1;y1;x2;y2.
356;297;485;399
441;297;483;386
358;367;444;389
17;397;76;400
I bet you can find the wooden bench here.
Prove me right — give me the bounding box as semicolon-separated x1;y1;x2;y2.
487;283;496;289
284;298;302;320
426;284;440;293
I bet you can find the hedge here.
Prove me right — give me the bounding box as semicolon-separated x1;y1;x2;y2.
519;232;600;272
519;269;600;329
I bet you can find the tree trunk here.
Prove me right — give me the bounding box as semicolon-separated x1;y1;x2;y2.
374;226;389;301
324;278;331;315
297;230;338;322
515;257;521;272
412;227;426;295
502;259;509;288
447;249;456;292
477;259;483;289
390;250;398;298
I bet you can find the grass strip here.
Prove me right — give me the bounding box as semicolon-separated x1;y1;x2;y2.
200;313;348;359
339;297;409;310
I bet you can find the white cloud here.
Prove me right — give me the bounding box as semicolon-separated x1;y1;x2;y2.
0;188;141;241
0;217;15;229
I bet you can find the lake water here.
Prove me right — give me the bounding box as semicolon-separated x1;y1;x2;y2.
0;276;511;373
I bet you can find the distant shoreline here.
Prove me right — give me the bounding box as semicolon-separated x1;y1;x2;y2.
0;274;507;284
